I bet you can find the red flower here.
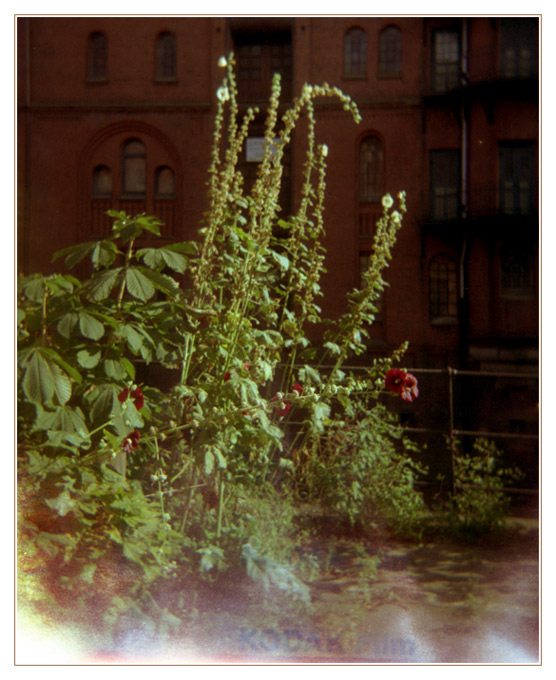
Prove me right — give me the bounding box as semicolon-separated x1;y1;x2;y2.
385;368;419;403
223;371;231;382
118;387;144;410
275;401;291;418
123;429;141;453
292;383;303;396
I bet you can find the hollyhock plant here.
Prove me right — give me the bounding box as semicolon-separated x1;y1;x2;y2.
385;368;419;403
118;386;144;410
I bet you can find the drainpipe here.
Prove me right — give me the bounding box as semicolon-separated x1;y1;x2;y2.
459;19;470;371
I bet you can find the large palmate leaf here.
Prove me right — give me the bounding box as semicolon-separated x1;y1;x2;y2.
21;348;72;406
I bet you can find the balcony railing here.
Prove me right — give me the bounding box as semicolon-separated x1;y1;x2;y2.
420;183;538;224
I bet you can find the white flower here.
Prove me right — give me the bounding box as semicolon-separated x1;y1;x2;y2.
321;144;329;157
382;194;394;210
391;210;402;224
218;56;227;68
217;85;230;102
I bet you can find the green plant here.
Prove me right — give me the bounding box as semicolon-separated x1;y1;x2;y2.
17;54;424;648
446;438;523;537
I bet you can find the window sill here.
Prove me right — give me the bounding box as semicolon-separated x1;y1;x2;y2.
431;317;458;326
154;77;178;84
342;74;367;80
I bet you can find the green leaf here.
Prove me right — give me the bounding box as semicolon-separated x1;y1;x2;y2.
57;311;79;339
140;268;179;297
120;357;136;380
22;349;72;406
76;348;101;368
204;449;215;475
125;267;155;302
45;489;75;517
91;240;118;269
52;241;96;268
79;311;105;340
86;268;121;301
41;348;82;384
270;250;290;271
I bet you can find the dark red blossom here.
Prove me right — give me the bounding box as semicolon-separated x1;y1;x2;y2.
118;387;144;410
385;368;419;403
292;383;303;396
274;401;291;418
223;371;231;382
122;429;141;453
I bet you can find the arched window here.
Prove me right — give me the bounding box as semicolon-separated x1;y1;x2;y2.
155;166;175;198
378;26;402;76
344;27;367;77
156;31;177;81
429;255;458;322
359;136;383;203
122;139;146;197
92;165;112;197
87;32;107;82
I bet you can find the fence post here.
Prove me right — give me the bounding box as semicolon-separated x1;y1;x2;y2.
448;367;456;495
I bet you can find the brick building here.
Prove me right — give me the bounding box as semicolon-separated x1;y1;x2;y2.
17;16;540;492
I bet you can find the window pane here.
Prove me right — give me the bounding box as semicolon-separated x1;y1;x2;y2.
379;26;402;75
123;140;146;195
156;32;177;80
432;30;460;91
430;255;458;320
92;165;112;197
156;166;175;197
87;32;107;81
498;142;535;215
500;19;538;79
430;150;460;219
359;137;383;203
344;28;367;77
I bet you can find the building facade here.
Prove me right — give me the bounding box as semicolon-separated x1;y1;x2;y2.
17;16;540;493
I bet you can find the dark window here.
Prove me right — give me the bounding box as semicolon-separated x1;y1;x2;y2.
378;26;402;76
432;30;460;91
498;142;536;215
92;165;112;198
344;27;367;77
501;251;534;297
155;166;175;198
430;255;458;322
500;18;538;79
234;30;292;101
359;137;383;203
122;139;146;197
156;32;177;81
87;32;107;82
430;150;460;220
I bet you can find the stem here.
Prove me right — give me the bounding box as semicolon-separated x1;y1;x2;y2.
116;239;135;312
216;473;225;541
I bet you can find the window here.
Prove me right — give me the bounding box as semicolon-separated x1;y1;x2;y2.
430;150;460;220
359;137;383;203
87;32;107;82
500;250;534;297
155;166;175;198
378;26;402;76
234;29;292;101
432;30;460;92
344;27;367;77
156;32;177;81
498;142;536;215
92;165;112;198
429;255;458;323
500;18;538;79
122;140;146;197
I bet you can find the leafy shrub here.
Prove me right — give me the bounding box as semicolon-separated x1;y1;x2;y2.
445;438;523;538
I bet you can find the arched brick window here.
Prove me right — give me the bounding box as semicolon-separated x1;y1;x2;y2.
87;32;107;82
344;27;367;77
378;26;402;76
122;139;146;197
